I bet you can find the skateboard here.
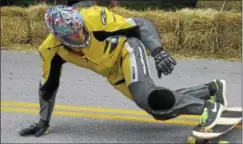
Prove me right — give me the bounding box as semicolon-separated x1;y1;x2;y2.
187;107;242;144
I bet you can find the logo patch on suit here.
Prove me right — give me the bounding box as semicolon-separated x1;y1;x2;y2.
101;8;107;25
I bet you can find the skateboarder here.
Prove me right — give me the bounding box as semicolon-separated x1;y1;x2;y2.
19;4;228;137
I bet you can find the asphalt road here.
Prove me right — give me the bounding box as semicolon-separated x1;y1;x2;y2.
1;51;242;143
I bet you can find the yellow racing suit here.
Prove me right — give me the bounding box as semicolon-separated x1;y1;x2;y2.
38;5;208;122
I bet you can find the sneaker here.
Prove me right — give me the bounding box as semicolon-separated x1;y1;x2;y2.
208;79;227;108
199;101;224;130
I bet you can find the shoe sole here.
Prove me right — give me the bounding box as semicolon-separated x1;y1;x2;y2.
214;79;227;108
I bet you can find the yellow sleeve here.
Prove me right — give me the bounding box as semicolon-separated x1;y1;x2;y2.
38;34;63;84
38;34;66;121
80;6;137;32
38;34;66;102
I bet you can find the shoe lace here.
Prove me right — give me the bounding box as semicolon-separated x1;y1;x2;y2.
209;96;216;103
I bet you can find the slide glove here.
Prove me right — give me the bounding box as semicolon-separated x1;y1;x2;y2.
152;47;177;78
19;119;49;137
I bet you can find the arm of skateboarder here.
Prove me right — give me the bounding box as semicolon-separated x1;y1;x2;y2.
38;36;66;122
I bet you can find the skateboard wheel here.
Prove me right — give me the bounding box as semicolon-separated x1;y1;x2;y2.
187;136;197;144
218;140;229;144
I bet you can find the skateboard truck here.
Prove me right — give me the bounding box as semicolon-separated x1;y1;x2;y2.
187;136;229;144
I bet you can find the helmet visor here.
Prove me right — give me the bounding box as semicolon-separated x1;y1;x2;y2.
58;31;86;48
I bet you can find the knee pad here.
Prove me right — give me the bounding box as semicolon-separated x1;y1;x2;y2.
129;82;176;116
148;87;175;111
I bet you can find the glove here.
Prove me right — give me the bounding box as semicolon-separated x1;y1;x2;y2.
152;47;177;78
19;119;49;137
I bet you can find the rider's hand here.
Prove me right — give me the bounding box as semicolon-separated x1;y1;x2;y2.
19;119;49;137
152;47;177;78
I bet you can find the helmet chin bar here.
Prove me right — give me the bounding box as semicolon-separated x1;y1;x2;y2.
58;28;90;48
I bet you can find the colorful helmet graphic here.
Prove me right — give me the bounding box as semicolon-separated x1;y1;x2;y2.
44;5;90;48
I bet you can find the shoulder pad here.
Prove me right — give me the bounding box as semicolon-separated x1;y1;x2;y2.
38;34;62;61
